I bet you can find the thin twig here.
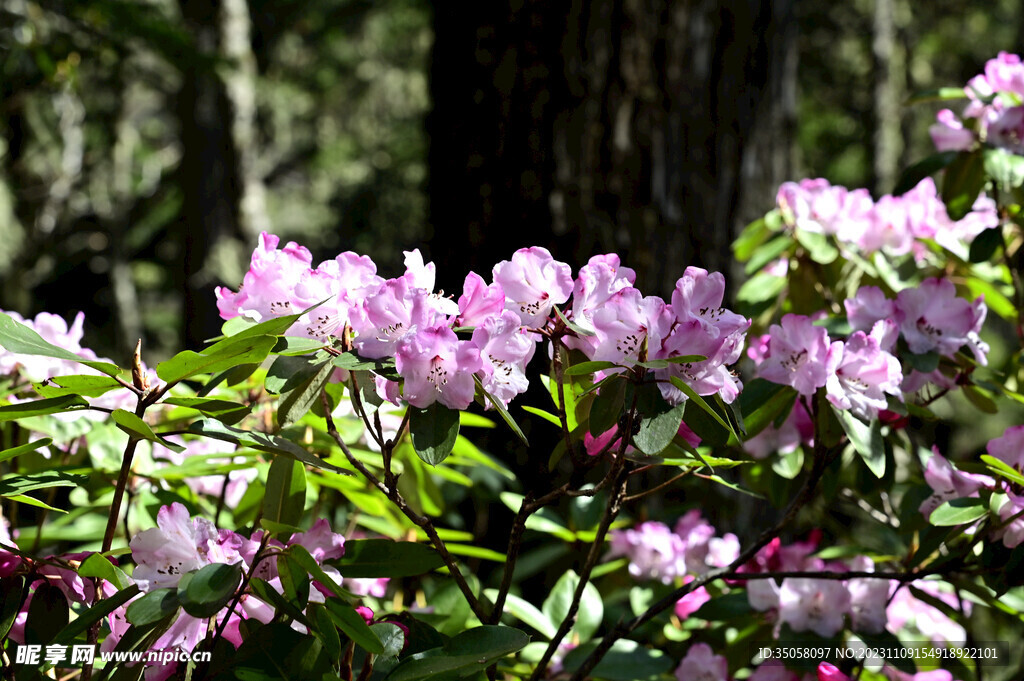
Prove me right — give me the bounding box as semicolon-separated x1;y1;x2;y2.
321;391;488;621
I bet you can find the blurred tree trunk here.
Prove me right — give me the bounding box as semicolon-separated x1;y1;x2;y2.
428;0;797;297
872;0;906;194
176;0;259;348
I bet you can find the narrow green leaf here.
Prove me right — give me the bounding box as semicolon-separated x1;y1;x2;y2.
0;312;120;376
474;375;528;446
277;554;310;610
3;494;67;512
0;395;89;422
286;544;345;597
162;397;252;426
249;577;310;626
0;438;52;464
264;457;307;530
483;590;556;639
636;355;706;369
54;584;140;644
553;306;595;337
25;581;68;645
981;455;1024;487
112;409;185;452
521;405;561;427
930;498;988;526
188;418;350;475
564;361;620;376
156;335;277;384
0;576;26;641
324;598;384;654
0;470;88;497
308;602;343;661
409;402;460;466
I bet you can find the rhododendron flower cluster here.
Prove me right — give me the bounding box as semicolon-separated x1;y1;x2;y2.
607;511;739;585
97;504;357;680
755;314;902;420
930;51;1024;154
216;234;751;410
776;177;996;258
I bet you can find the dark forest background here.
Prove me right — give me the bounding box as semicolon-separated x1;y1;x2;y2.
1;0;1022;364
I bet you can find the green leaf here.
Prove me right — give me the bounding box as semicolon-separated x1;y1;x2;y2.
903;88;970;105
34;374;123;398
794;230;839;264
981;455;1024;487
324;598;384;654
969;227;1004;263
371;622;406;659
278;360;334;428
930;497;988;526
111;408;185;452
331;539;445;578
277;554;311;610
0;395;89;422
24;581;69;645
521;405;561;427
589;378;626;437
264;457;307;530
636;355;707;370
634;401;685;456
78;552;133;590
0;470;88;497
4;493;67;512
737;271;786;304
188;418;350;475
941;150;987;220
126;588;179;626
176;563;243;618
738;380;796;440
541;571;603;643
564;361;620;376
483;591;556;639
670;377;737;440
307;603;342;663
249;577;310;626
273;336;329;356
474;375;528;446
984;147;1024;190
162;397;252;426
156;335;277;384
409;402;460;465
286;544;345;597
265;355;322;395
54;584;140;644
553;306;595;337
0;438;52;465
835;408;885;478
903;351;940;373
332;351;399;376
893;151;960;195
0;576;25;641
962;383;998;413
0;312;120;376
384;626;530;681
771;447;805;479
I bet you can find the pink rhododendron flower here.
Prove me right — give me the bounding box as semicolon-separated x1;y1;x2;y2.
918;449;994;520
456;271;505;327
607;521;687;583
886;582;967;645
651;268;750;405
675;643;729;681
844;287;897;335
351;277;432;359
395;326;481;409
674;576;711;619
588;288;666;365
884;668;957;681
0;310;99;382
471;309;536;407
130;502;245;591
347;577;390;598
895;279;987;363
216;232;313;322
995;490;1024;548
492;247;573;327
847;556;893;634
825;329;903;420
776;179;872;240
930;109;976;151
758;314;842;397
293;251;383;340
778;577;851;638
987;424;1024;470
750;660;812;681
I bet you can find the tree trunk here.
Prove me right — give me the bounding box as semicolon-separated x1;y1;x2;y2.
428;0;797;298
